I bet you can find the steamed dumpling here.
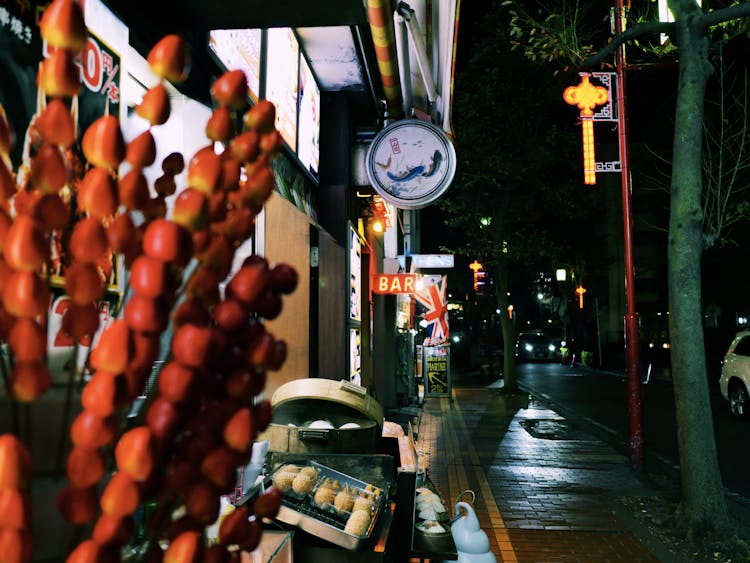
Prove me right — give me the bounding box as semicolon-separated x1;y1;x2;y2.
418;507;439;521
417;497;446;513
307;419;334;429
417;520;447;534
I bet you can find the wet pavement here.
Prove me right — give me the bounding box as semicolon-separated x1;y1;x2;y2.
412;372;675;562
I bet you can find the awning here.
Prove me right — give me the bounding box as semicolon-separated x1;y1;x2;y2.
102;0;460;133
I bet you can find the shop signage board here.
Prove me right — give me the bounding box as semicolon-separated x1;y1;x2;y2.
372;273;418;294
366;119;456;209
0;2;44;166
410;254;454;268
423;345;450;397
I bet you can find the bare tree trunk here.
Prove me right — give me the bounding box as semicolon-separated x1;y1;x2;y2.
668;0;730;532
495;256;518;393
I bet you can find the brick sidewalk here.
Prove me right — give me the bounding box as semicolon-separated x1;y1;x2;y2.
415;388;662;562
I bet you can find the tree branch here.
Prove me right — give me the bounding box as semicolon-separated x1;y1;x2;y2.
581;22;674;68
700;3;750;30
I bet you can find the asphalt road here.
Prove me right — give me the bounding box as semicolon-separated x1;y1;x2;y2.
507;362;750;502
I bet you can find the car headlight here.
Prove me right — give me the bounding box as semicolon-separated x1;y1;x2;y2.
548;344;556;352
524;344;533;352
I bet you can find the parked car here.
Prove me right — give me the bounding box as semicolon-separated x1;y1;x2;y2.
515;330;563;362
719;330;750;418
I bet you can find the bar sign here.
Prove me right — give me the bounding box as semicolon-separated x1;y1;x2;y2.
372;274;418;294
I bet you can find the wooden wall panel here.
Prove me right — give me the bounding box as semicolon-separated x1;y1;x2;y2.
263;195;311;397
318;229;346;381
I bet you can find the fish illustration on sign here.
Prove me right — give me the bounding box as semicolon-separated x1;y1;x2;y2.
375;156;392;170
386;150;442;183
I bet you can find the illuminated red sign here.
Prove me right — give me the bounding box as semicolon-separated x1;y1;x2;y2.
372;274;418;294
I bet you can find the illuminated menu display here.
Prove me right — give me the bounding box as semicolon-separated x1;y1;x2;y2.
265;27;299;152
208;29;261;102
209;26;321;182
298;56;320;175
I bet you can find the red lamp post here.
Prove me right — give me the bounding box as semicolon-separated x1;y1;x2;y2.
564;0;644;472
615;0;644;473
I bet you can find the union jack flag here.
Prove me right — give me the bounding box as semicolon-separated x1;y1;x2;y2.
414;275;449;340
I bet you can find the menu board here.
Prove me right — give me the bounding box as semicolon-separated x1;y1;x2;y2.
265;27;299;152
208;25;322;185
424;346;450;397
297;55;320;176
208;28;261;102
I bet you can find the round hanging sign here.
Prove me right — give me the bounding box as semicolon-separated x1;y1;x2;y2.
366;119;456;209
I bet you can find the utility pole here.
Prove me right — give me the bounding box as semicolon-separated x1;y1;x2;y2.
614;0;644;472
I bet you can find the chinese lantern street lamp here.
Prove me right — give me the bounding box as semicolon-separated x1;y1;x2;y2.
469;260;484;292
563;74;609;185
575;285;587;309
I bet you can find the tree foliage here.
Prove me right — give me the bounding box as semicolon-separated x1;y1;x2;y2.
505;0;603;72
500;0;750;542
443;5;606;273
440;4;610;390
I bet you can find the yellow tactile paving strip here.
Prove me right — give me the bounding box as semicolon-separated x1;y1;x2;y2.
415;395;516;562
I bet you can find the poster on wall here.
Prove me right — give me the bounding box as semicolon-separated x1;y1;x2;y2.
265;27;298;152
0;2;123;296
47;292;117;379
72;30;121;133
42;29;122;293
349;328;361;385
349;226;362;321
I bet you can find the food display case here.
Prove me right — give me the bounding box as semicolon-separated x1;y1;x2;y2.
265;379;384;454
269;460;386;550
250;452;396;563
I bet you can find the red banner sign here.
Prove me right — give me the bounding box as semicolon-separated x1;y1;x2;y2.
372;274;418;294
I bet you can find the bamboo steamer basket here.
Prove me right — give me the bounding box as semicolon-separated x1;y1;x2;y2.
265;379;384;454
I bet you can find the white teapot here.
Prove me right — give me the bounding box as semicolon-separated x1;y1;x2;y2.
446;495;497;563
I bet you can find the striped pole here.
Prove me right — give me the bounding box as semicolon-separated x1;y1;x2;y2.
368;0;404;119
